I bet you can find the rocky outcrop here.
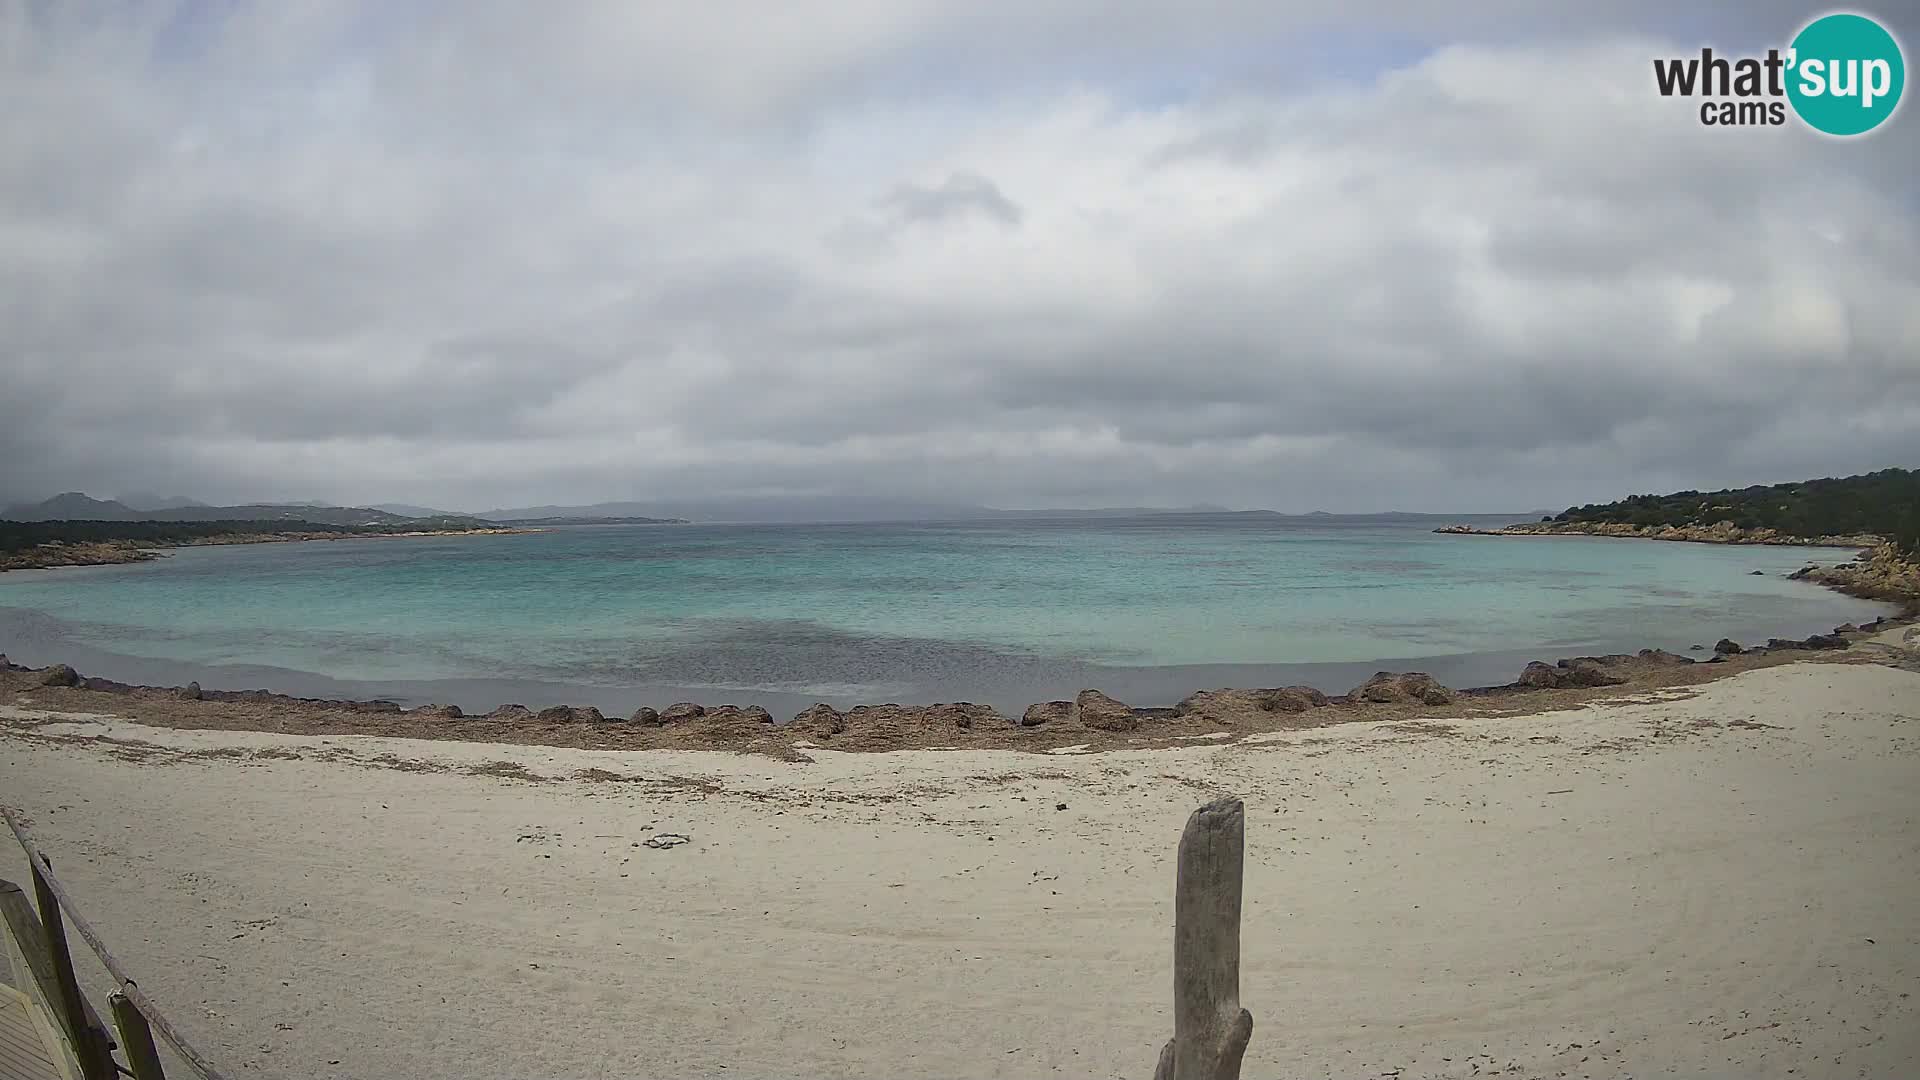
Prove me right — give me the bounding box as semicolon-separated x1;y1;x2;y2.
38;664;80;687
628;706;661;725
1518;659;1628;689
793;703;845;735
534;705;603;723
915;703;1004;730
816;702;1008;743
412;703;464;720
1635;648;1694;665
1348;671;1455;705
1714;638;1744;655
488;704;533;721
660;703;705;723
1261;685;1331;713
1070;689;1137;732
1173;688;1293;724
1021;701;1071;727
698;705;772;724
1790;545;1920;604
1766;634;1849;651
685;705;779;740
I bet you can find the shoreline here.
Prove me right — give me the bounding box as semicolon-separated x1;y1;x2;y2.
3;608;1912;757
0;525;539;572
3;531;1913;756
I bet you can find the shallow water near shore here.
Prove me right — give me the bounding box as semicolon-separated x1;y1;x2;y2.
0;516;1894;712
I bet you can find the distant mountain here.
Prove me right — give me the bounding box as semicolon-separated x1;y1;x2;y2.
2;492;142;521
114;492;211;512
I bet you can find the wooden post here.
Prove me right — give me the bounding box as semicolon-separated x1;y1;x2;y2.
1154;797;1253;1080
31;860;118;1080
112;990;168;1080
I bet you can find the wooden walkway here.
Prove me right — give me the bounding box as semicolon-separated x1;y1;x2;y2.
0;985;73;1080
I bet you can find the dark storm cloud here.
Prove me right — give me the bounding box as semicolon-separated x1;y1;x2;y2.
0;3;1915;513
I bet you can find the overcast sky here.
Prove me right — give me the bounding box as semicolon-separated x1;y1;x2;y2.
3;2;1916;514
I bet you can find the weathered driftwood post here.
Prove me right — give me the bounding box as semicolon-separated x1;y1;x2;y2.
1154;797;1253;1080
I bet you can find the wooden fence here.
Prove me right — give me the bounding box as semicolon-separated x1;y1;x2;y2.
2;806;229;1080
4;798;1251;1080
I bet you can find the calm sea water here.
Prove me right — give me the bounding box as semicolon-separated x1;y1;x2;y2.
0;517;1893;712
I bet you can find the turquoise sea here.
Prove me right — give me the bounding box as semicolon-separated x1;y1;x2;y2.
0;517;1894;713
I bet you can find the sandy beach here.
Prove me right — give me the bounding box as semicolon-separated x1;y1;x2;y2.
3;648;1918;1080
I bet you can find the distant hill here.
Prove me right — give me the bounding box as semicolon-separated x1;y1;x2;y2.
490;515;688;526
1;493;487;529
1553;468;1919;554
370;503;463;518
2;493;143;521
480;496;998;524
115;492;211;512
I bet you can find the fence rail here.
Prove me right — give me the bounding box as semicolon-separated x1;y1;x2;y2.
2;806;229;1080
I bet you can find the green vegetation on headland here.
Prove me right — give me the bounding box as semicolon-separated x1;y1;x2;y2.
1439;468;1919;555
1551;468;1919;556
0;518;527;571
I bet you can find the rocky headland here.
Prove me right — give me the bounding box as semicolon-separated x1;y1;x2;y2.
1434;520;1883;548
0;526;534;573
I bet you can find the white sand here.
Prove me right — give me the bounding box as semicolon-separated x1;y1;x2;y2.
2;660;1918;1080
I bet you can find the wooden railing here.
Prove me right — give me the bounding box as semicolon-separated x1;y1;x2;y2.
4;798;1250;1080
2;807;229;1080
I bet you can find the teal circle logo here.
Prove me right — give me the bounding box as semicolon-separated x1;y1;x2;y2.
1786;12;1905;136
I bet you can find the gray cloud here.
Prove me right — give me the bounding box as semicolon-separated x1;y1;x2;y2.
879;172;1024;227
1;4;1916;513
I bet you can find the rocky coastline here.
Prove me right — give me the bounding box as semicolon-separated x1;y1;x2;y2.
4;610;1912;757
1434;519;1883;548
1437;525;1920;607
0;526;535;573
1784;544;1920;604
